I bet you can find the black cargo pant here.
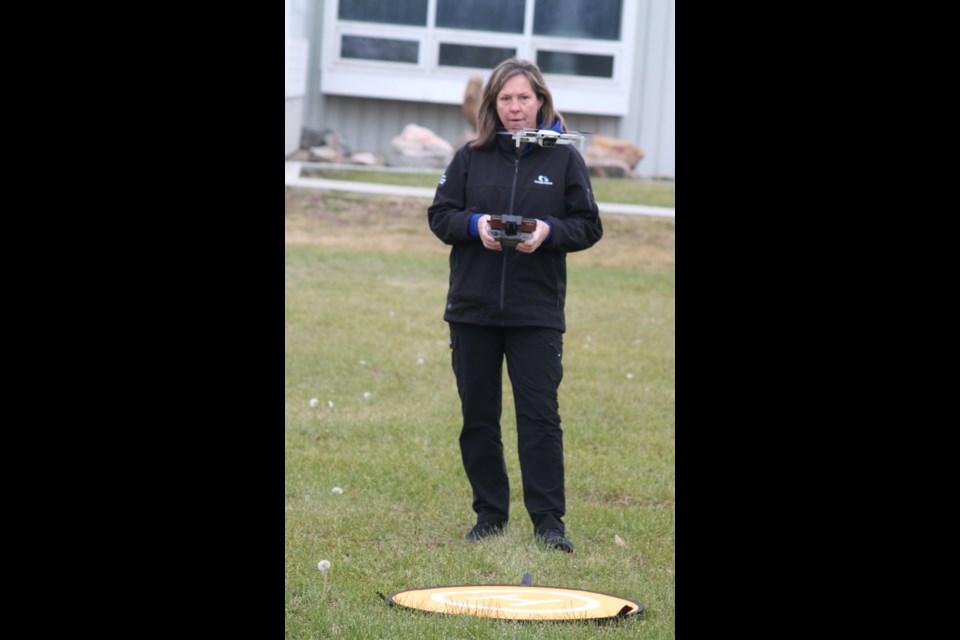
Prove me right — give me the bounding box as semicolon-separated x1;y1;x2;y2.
449;321;566;535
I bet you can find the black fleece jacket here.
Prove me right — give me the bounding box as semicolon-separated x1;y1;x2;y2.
428;130;602;332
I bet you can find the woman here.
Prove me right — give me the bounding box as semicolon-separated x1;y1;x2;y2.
428;58;602;552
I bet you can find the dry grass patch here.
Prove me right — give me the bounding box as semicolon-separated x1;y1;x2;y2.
285;187;674;270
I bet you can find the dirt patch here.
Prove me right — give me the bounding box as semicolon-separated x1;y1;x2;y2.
285;187;674;270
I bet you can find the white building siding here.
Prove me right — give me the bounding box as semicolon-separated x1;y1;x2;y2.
620;0;675;178
296;0;674;179
285;0;313;157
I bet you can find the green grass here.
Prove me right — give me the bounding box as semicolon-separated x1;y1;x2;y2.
285;214;675;638
300;167;675;208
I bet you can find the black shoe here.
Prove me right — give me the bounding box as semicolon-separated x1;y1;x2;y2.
538;530;574;553
465;521;505;541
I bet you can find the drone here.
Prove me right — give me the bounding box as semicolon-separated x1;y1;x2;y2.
508;128;587;151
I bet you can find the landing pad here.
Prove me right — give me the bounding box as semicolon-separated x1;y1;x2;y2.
389;584;643;621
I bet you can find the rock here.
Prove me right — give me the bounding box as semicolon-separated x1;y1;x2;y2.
301;128;352;157
386;123;454;169
349;152;380;166
584;134;644;178
308;146;339;162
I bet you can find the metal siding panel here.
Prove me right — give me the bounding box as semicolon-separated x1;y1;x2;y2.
301;0;324;148
657;0;675;179
397;102;419;132
619;0;648;150
364;98;383;153
285;97;304;157
438;103;472;152
434;105;455;150
635;0;673;178
383;98;404;150
638;0;662;178
324;96;353;153
327;96;346;145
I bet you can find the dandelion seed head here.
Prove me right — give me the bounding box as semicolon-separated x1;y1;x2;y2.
309;398;319;408
317;560;331;572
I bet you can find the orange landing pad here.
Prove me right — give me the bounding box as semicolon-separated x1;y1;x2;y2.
389;584;643;621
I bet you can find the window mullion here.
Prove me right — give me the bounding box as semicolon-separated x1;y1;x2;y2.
522;0;535;60
426;0;438;71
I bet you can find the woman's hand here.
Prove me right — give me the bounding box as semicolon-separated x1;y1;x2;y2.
478;214;503;251
516;219;549;254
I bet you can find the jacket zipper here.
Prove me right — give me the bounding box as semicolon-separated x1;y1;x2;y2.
500;154;521;313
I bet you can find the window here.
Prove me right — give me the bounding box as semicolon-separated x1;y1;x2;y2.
436;0;524;33
341;35;419;64
338;0;427;26
533;0;623;40
322;0;636;116
439;44;518;70
537;51;615;79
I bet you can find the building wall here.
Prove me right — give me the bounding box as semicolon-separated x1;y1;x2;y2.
285;0;312;157
286;97;306;157
624;0;675;178
298;0;674;179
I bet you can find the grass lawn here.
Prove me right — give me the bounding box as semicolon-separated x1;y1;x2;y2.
285;188;675;638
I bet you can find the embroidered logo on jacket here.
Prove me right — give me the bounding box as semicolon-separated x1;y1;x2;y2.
438;173;447;186
534;175;553;186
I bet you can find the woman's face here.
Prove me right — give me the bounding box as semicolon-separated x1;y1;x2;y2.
496;73;543;132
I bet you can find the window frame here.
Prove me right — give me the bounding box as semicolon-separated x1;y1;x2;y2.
320;0;636;116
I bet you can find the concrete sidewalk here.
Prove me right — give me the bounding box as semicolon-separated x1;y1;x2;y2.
285;162;675;218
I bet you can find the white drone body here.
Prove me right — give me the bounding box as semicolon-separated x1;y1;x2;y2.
511;128;586;151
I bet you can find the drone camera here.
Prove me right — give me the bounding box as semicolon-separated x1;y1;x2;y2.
537;130;559;147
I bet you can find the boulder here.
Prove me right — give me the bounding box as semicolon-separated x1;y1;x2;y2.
386;123;454;169
308;146;339;163
349;152;381;166
301;128;352;158
584;134;644;178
